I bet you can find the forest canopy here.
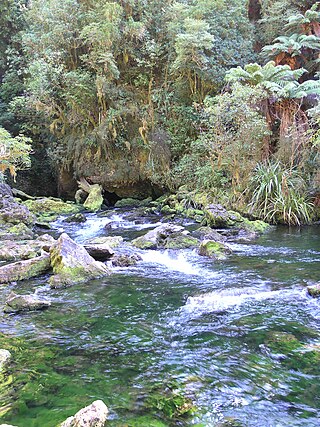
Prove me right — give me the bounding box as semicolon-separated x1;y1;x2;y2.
0;0;319;224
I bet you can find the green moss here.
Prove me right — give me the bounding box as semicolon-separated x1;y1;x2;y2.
164;235;199;249
160;205;176;215
24;198;80;217
83;185;103;212
115;198;143;208
131;236;156;249
266;331;301;354
307;284;320;297
198;240;231;260
8;223;34;239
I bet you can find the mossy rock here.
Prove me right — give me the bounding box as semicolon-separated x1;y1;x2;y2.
63;213;87;223
115;198;144;208
132;236;156;249
198;239;231;260
164;235;199;249
161;205;176;215
84;236;123;248
24;198;80;219
307;283;320;297
83;184;103;212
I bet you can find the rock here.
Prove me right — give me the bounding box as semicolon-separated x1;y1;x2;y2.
112;254;142;267
0;253;51;283
198;239;232;260
0;349;11;371
203;204;231;227
84;236;123;248
164;235;199;249
4;292;51;313
63;213;87;223
84;243;114;261
83;184;104;212
0;222;34;241
49;233;110;288
0;196;34;225
307;283;320;297
23;197;81;221
0;183;13;197
12;188;35;200
132;223;185;249
60;400;109;427
0;234;55;262
115;197;143;208
192;226;226;242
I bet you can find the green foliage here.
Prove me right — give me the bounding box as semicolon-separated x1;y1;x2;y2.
249;161;313;225
0;126;32;180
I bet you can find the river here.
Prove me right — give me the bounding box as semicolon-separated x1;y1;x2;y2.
0;210;319;426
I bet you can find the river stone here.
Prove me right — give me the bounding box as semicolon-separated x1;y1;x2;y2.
112;254;142;267
84;243;114;261
49;233;110;288
84;236;123;248
0;253;51;283
198;239;232;260
60;400;109;427
63;213;87;223
0;234;55;262
132;223;185;249
0;196;35;225
23;197;81;220
4;292;51;313
83;184;103;212
307;283;320;297
0;349;11;371
192;226;226;243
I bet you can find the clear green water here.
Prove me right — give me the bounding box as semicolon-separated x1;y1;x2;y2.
0;214;319;427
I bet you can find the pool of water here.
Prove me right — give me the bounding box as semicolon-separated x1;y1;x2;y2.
0;212;319;426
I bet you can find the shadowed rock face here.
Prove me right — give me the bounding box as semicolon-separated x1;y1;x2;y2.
60;400;109;427
49;233;110;288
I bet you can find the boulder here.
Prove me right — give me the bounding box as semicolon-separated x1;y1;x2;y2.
49;233;110;288
164;235;199;249
4;292;51;313
198;239;232;260
84;236;123;248
115;197;143;208
60;400;109;427
203;204;231;227
191;226;226;242
0;349;11;371
0;222;34;241
0;253;51;283
307;283;320;298
0;196;34;225
84;243;114;261
83;184;104;212
112;254;142;267
23;197;81;221
132;223;185;249
0;234;55;262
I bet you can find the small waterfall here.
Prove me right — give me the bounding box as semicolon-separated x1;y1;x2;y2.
140;250;214;276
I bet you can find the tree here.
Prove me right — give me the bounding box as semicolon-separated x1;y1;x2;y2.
0;126;32;181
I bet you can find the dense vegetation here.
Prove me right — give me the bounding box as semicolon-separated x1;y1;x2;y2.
0;0;319;224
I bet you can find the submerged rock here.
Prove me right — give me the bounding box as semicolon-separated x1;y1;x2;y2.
0;349;11;371
49;233;110;288
60;400;109;427
0;253;51;283
4;292;51;313
198;239;232;260
132;223;186;249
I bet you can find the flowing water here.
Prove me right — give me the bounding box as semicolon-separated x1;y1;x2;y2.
0;210;320;427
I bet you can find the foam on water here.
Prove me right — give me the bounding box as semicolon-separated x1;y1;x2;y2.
140;250;208;276
182;287;307;316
